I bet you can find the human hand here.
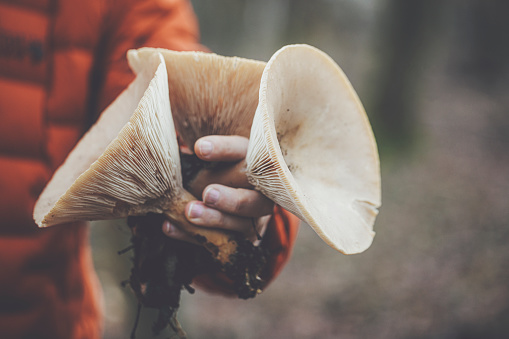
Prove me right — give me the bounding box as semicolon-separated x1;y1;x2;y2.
162;135;274;244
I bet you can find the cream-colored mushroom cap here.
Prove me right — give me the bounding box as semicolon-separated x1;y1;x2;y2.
246;44;381;254
34;52;181;227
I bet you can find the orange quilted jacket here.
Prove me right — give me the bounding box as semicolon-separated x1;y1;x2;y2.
0;0;299;338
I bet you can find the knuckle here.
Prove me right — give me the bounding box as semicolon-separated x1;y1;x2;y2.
234;191;248;214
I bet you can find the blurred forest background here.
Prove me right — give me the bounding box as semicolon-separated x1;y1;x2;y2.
90;0;509;338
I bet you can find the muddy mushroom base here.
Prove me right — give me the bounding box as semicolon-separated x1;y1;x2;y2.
126;214;269;338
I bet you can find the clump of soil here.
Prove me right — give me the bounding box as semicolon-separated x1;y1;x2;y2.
124;154;270;338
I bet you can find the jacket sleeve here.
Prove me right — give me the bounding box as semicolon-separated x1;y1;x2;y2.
92;0;207;117
95;0;300;295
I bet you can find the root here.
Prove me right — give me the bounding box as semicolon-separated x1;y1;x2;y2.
126;214;218;338
118;244;134;255
130;303;142;339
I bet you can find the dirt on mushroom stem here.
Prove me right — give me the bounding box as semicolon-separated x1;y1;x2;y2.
124;154;270;338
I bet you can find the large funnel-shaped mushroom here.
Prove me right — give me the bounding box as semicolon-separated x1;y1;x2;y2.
34;51;255;264
34;53;182;226
246;45;381;254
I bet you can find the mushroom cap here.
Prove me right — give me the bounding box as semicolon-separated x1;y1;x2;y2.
129;48;266;149
34;52;181;227
246;44;381;254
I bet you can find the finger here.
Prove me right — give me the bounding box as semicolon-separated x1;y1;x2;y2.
194;135;249;162
186;201;262;240
187;161;251;197
203;184;274;218
161;220;200;245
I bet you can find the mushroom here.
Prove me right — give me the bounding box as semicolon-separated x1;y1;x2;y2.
34;51;272;336
34;52;242;264
246;44;381;254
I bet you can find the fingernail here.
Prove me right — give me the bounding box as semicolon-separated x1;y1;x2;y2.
204;188;220;205
163;221;175;235
188;202;204;219
198;140;213;156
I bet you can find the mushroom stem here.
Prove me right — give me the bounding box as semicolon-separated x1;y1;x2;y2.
162;187;238;264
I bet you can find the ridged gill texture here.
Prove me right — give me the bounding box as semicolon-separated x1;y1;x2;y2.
34;53;181;226
246;45;381;254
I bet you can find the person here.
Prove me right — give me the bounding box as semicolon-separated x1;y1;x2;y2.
0;0;299;338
